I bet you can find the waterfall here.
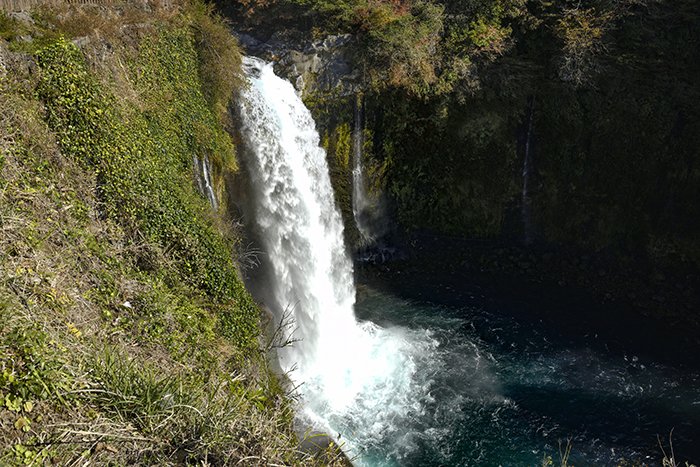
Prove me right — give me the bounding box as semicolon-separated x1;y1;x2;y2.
194;154;218;210
237;57;439;463
237;56;357;380
521;96;535;245
351;94;375;244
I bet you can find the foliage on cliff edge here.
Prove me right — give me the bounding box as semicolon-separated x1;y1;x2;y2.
236;0;700;271
0;3;345;465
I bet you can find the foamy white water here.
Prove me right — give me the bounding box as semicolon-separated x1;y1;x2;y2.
194;154;218;210
232;58;700;466
237;57;440;461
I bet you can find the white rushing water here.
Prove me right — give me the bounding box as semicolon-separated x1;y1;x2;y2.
237;57;442;462
233;57;700;465
194;154;218;210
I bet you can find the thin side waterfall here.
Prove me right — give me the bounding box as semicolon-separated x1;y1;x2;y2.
237;57;443;463
522;96;535;245
194;154;218;210
351;94;375;244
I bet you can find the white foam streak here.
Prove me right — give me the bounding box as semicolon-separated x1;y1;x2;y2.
194;154;218;210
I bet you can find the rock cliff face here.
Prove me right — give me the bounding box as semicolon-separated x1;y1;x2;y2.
224;2;700;338
232;29;368;251
236;32;359;96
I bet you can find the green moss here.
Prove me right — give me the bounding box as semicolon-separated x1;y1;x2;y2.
0;11;18;40
333;123;352;169
0;308;72;406
189;1;245;126
1;8;313;464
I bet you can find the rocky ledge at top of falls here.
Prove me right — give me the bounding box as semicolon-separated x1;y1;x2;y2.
235;31;361;97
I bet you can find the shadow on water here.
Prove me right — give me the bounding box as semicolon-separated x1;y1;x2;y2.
355;265;700;465
504;382;700;461
358;259;700;371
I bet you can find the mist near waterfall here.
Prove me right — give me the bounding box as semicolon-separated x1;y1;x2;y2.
235;57;700;466
236;57;451;462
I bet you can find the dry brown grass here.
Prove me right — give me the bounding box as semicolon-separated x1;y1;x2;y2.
39;0;181;38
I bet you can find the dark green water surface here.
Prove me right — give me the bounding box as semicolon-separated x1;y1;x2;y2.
351;269;700;466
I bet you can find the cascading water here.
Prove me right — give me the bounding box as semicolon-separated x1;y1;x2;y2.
351;94;376;244
235;56;700;466
194;154;218;210
237;57;446;463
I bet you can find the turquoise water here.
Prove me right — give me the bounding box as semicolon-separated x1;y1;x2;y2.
349;273;700;466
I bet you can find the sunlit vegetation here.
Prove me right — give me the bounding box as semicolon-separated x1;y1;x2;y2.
0;2;348;464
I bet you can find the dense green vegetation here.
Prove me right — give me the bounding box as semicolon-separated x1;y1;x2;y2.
234;0;700;269
0;3;346;464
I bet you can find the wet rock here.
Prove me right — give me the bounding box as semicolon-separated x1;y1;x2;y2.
234;31;360;96
299;431;334;453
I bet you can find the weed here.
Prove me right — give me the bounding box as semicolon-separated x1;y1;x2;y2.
541;438;573;467
659;430;697;467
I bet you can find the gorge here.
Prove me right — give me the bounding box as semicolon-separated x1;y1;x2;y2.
233;56;700;466
1;0;699;465
237;56;437;463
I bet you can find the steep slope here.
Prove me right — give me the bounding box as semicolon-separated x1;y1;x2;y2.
0;3;344;464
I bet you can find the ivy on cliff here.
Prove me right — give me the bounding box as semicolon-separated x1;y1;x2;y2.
35;34;258;347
